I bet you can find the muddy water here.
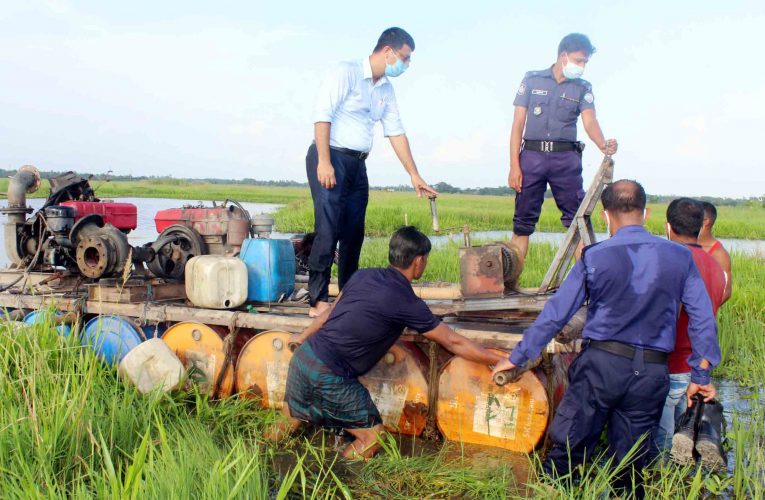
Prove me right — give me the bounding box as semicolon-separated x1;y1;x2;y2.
270;427;532;496
268;380;760;495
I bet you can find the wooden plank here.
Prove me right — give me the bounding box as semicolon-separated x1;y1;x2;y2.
87;282;186;303
539;155;614;293
0;291;555;349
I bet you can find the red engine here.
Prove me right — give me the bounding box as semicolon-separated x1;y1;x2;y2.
153;204;250;256
60;201;138;232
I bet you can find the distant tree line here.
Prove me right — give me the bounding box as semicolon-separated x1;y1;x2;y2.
2;168;762;207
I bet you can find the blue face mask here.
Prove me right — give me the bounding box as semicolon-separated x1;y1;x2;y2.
385;50;408;78
562;54;585;80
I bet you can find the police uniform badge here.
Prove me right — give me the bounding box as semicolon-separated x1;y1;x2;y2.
517;83;526;95
533;105;542;116
584;92;594;104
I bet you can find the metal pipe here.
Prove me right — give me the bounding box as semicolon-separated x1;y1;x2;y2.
428;196;440;233
2;165;41;265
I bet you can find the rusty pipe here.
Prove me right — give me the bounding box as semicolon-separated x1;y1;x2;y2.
493;357;541;386
2;165;41;265
428;196;440;233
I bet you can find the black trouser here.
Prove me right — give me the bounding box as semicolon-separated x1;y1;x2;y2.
544;345;669;496
305;143;369;306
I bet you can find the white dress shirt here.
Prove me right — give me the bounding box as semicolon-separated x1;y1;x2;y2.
313;57;405;153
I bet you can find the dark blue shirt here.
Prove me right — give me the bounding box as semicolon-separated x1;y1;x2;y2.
509;226;720;385
512;66;594;142
308;267;441;378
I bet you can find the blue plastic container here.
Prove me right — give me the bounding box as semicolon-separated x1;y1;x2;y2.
81;315;142;366
23;310;72;337
239;238;296;302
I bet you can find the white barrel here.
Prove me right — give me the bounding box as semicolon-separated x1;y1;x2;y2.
185;255;248;309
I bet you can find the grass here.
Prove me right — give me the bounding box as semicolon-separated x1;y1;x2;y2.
1;311;763;498
4;178;764;239
715;251;765;387
1;245;763;498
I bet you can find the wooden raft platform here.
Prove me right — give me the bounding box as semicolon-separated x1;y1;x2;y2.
0;289;577;353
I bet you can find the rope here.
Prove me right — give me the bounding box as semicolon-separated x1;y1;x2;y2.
212;311;242;399
422;340;441;441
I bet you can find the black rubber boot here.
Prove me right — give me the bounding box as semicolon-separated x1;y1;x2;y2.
671;395;703;464
695;399;726;471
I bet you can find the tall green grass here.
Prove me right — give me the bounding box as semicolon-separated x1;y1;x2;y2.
715;251;765;387
3;316;762;497
0;315;515;497
273;190;765;239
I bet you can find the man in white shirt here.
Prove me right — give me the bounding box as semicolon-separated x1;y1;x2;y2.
306;27;437;317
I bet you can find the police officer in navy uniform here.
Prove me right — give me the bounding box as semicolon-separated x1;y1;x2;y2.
508;33;618;262
493;180;720;495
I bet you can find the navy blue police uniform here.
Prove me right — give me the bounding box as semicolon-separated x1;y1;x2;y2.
508;225;720;492
512;67;595;235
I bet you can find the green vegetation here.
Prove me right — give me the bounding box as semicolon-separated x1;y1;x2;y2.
274;191;765;240
1;299;763;497
1;245;763;497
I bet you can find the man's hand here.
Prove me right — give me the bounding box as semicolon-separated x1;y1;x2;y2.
491;357;517;379
687;382;717;407
411;173;438;198
317;160;336;189
508;166;523;192
600;138;618;156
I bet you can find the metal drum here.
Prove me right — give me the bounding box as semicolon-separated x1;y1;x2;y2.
161;322;236;397
359;341;429;436
436;348;550;452
235;330;292;408
81;315;142;366
236;335;430;436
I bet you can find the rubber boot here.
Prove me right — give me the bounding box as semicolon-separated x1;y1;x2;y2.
695;399;726;471
671;394;703;464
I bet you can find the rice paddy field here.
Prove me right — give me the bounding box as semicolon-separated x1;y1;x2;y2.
1;181;764;497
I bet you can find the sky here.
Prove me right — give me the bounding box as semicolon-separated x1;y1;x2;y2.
1;0;763;198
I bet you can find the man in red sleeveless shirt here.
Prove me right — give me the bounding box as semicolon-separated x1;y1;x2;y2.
654;198;726;453
699;201;732;303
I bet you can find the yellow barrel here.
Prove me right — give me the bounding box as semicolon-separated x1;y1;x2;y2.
235;330;292;408
436;349;549;452
236;336;429;436
359;341;429;436
161;321;234;397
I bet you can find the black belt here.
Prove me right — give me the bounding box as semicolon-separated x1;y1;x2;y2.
523;140;582;153
330;146;369;161
587;340;668;364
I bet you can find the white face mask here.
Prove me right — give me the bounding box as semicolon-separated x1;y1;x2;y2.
562;54;585;79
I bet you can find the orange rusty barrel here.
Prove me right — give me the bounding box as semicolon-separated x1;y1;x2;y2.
436;349;550;452
162;321;255;397
235;330;292;408
359;341;429;436
235;336;430;436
